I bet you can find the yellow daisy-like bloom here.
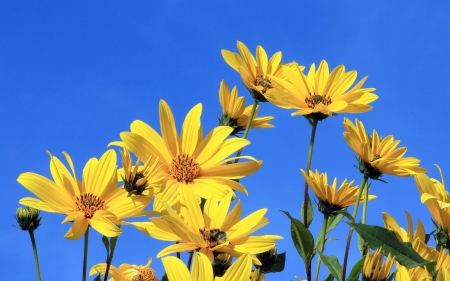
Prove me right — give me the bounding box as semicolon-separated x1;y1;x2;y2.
110;100;262;209
161;252;253;281
300;169;377;216
119;148;164;197
395;266;431;281
218;80;274;136
18;150;150;240
362;248;395;281
381;211;426;243
343;118;427;180
133;185;282;264
222;41;286;102
89;258;159;281
265;60;378;121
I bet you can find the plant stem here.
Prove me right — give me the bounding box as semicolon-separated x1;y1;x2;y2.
187;251;194;270
341;175;369;281
303;118;318;228
82;227;90;281
314;215;329;281
103;235;119;281
28;230;42;281
234;99;259;163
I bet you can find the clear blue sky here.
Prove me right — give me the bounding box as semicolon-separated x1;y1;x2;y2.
2;1;450;280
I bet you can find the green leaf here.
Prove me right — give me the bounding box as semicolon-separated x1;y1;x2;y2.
346;256;365;281
281;210;314;264
323;274;334;281
93;274;102;281
161;273;168;281
264;252;286;273
317;252;342;281
301;194;314;226
102;235;110;257
349;223;436;271
335;210;354;224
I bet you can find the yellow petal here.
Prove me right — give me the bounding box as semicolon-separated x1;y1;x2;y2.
181;103;202;156
159;99;180;158
161;256;192;281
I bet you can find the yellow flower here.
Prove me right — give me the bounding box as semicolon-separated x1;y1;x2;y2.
161;252;253;281
265;60;378;120
343;118;427;179
222;41;286;102
395;266;431;281
133;186;282;264
90;258;159;281
300;169;376;215
119;147;164;197
110;100;262;210
362;248;395;281
18;150;150;240
218;80;274;136
381;211;426;243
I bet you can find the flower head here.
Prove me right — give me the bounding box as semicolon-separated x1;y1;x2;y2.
18;150;150;240
218;80;274;136
133;186;282;264
362;248;395;281
382;211;426;243
119;148;164;197
343;118;427;180
15;206;42;231
90;258;159;281
110;100;262;210
161;252;253;281
222;41;285;102
265;60;378;121
301;169;376;216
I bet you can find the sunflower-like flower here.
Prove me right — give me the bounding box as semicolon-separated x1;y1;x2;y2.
381;211;426;243
18;150;150;240
300;169;377;216
161;252;253;281
362;248;395;281
218;80;274;136
265;60;378;121
90;258;159;281
395;266;432;281
222;41;286;102
133;186;282;264
119;148;164;197
110;100;262;210
343;118;427;180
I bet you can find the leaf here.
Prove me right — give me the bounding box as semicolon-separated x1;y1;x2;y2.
102;235;110;257
323;274;334;281
264;252;286;273
349;223;436;271
93;274;102;281
315;213;344;248
317;252;342;281
335;210;354;224
301;194;314;227
281;210;314;264
346;256;365;281
161;273;168;281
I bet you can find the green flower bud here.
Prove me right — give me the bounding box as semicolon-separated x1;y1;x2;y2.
15;206;42;231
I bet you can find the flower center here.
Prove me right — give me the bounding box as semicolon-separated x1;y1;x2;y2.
200;228;228;249
124;171;148;195
305;94;332;108
372;154;382;161
75;193;105;218
131;268;158;281
169;154;200;183
255;75;273;94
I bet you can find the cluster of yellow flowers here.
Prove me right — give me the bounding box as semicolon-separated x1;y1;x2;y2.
15;41;449;281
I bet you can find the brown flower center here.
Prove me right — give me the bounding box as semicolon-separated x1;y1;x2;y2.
305;94;332;108
200;228;228;249
75;193;105;218
255;75;273;94
169;154;200;183
131;268;159;281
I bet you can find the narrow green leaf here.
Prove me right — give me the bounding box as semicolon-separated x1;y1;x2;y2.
263;252;286;273
335;210;354;224
346;256;365;281
317;252;342;281
110;236;118;252
301;194;314;226
315;213;344;248
161;273;168;281
323;274;334;281
349;223;436;271
93;274;102;281
281;210;314;264
102;235;110;256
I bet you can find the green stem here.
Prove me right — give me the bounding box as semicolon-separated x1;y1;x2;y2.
341;175;369;281
234;99;259;163
303;118;318;228
361;180;369;224
314;215;329;281
82;227;89;281
28;230;42;281
187;251;194;270
103;234;119;281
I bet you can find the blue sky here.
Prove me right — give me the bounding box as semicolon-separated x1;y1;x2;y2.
2;1;450;280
